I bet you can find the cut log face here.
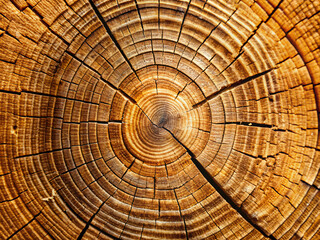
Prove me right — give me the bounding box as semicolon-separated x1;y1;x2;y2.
1;0;320;239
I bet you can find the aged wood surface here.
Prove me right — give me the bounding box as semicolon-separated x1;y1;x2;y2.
0;0;320;239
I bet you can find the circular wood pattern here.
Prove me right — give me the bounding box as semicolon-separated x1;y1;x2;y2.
1;0;320;239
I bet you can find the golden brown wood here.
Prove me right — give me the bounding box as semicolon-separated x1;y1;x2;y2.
1;0;320;239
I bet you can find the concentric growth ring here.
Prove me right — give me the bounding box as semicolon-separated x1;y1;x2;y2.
1;0;320;239
118;67;210;166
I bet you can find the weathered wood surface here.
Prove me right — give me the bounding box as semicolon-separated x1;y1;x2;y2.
0;0;320;239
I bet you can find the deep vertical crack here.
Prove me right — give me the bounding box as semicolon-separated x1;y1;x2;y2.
174;189;189;240
191;22;221;62
133;0;145;34
88;0;142;82
77;195;118;240
119;188;137;238
77;200;106;240
173;0;192;53
61;195;119;240
7;211;42;239
139;108;276;239
162;127;276;239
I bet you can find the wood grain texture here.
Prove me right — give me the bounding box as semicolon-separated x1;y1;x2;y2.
0;0;320;239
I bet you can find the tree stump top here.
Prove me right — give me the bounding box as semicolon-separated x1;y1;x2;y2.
0;0;320;239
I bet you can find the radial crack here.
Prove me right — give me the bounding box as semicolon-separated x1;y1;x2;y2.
0;89;21;95
193;68;275;109
77;198;111;240
162;127;276;239
216;51;244;77
119;188;137;238
212;0;282;83
191;23;221;62
0;190;26;203
95;120;123;124
65;52;137;106
301;179;320;190
7;211;42;239
174;189;189;240
60;195;119;240
236;0;284;57
139;107;276;239
173;0;192;53
88;0;141;82
133;0;145;34
22;90;99;105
